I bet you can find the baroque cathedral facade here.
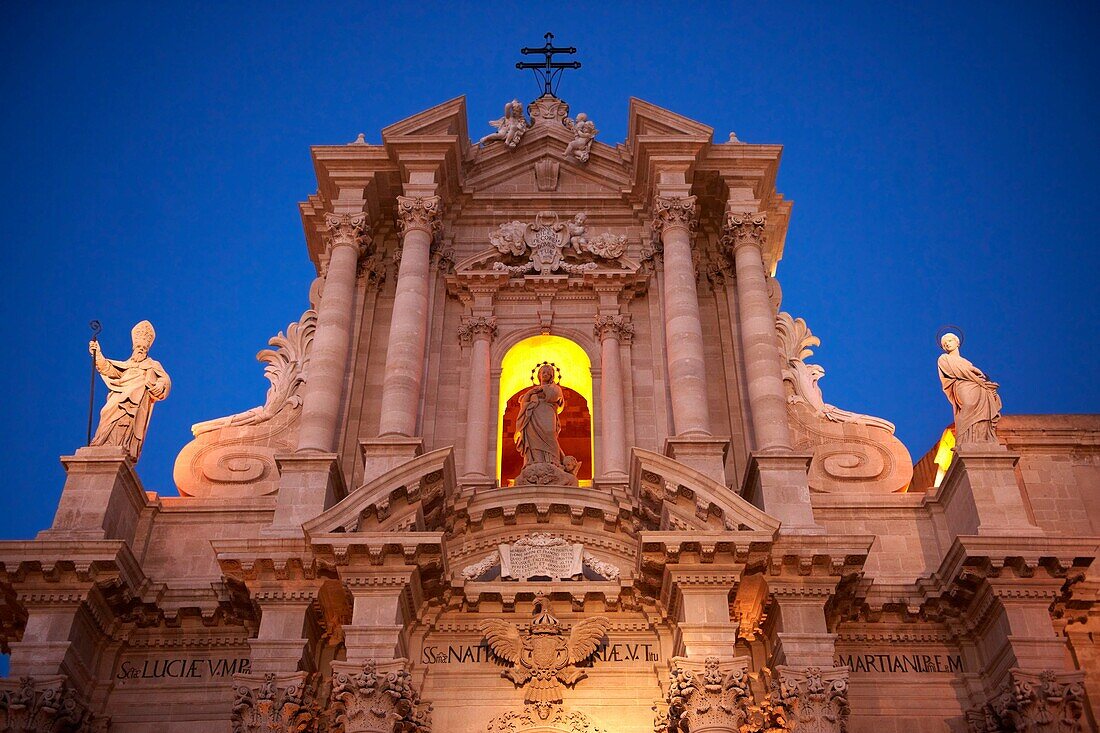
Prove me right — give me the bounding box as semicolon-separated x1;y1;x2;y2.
1;88;1098;732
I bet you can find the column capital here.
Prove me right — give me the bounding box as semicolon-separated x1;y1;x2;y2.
457;315;497;346
651;195;698;236
324;211;371;258
721;210;767;253
395;195;443;236
594;314;634;343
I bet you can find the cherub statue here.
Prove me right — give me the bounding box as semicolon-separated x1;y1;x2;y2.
563;112;598;163
89;320;171;462
478;99;529;149
566;213;588;254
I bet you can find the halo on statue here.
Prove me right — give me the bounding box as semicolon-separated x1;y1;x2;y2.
530;361;562;384
936;324;965;347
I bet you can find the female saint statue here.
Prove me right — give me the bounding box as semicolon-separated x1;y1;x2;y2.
937;332;1001;444
89;320;171;462
514;363;567;469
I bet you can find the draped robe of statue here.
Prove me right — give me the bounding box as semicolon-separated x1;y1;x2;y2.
937;348;1001;444
514;376;566;468
92;354;172;461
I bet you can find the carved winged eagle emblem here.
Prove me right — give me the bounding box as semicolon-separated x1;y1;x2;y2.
480;594;609;719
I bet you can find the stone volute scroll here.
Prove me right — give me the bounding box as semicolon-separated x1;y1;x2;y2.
88;319;171;462
937;331;1002;444
461;533;622;581
776;312;914;494
174;305;317;498
480;595;610;720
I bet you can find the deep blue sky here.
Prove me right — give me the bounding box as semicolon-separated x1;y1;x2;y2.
1;3;1097;541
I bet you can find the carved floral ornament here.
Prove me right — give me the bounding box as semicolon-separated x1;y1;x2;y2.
489;212;628;276
965;669;1086;733
458;316;498;345
593;314;634;342
324;212;371;257
653;660;851;733
395;196;443;236
230;672;316;733
721;210;767;252
651;196;698;235
0;675;102;733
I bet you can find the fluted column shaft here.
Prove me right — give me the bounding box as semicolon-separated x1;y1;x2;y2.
378;196;442;437
460;317;496;477
654;195;711;437
595;315;632;477
297;213;368;452
725;211;792;451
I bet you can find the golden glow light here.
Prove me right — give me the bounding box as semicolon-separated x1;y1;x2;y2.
933;426;956;488
497;334;594;483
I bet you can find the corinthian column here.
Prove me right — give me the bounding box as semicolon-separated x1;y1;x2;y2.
652;195;711;437
459;316;497;479
378;196;442;437
297;212;369;452
594;314;633;478
723;211;792;452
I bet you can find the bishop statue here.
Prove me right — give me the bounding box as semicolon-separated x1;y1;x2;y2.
89;320;171;462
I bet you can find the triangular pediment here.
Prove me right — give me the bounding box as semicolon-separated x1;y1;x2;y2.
627;97;713;142
381;95;469;140
463;129;630;201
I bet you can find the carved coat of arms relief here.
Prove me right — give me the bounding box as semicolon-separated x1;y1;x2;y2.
480;595;610;720
488;212;627;276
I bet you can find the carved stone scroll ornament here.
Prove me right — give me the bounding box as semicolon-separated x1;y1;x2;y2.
651;196;698;235
656;656;754;733
563;112;598;163
0;675;103;733
965;669;1086;733
328;661;432;733
489;212;626;276
776;312;914;494
230;672;317;733
594;314;634;343
395;196;443;237
460;536;622;581
174;307;317;498
486;707;606;733
481;595;610;719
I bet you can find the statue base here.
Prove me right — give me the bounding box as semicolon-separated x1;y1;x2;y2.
515;462;579;487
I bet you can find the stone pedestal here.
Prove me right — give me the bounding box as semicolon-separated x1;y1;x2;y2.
247;584;323;675
741;452;820;534
667;571;740;659
938;444;1043;536
360;436;424;486
264;453;345;538
40;445;148;542
663;435;730;486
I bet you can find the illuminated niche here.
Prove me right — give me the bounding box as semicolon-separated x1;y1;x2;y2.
497;335;594;486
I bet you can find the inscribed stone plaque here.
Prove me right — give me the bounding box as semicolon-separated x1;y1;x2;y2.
499;534;583;580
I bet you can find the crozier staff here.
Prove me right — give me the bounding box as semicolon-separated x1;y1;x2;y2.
937;332;1001;444
89;320;171;462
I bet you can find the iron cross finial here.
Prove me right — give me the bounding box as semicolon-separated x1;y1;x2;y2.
516;32;581;98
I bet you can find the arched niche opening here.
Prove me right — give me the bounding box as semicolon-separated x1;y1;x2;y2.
497;334;594;486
